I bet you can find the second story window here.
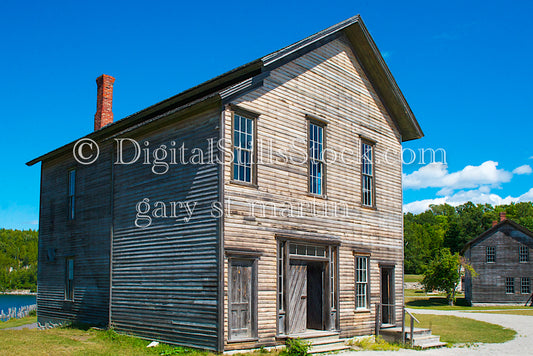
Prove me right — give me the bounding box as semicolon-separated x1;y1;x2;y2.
309;121;325;195
232;114;254;183
486;246;495;263
68;169;76;220
361;141;374;207
519;245;529;263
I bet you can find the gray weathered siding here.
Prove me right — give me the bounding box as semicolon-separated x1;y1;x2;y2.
37;142;112;326
465;225;533;304
110;108;221;350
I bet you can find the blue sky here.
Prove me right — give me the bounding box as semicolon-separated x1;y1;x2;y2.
1;0;532;229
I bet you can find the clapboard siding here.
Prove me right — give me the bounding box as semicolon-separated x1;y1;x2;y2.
37;142;112;326
110;108;221;350
222;35;404;349
465;225;533;304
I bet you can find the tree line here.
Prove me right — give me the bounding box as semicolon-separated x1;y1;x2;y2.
0;229;38;292
404;202;533;274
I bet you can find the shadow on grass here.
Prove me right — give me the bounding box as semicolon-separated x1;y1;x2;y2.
406;297;470;308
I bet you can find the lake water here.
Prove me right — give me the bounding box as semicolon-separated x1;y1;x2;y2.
0;294;37;314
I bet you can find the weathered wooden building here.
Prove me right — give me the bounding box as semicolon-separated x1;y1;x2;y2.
27;15;423;351
463;212;533;305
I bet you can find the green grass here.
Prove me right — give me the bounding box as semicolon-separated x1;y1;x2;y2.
0;316;37;330
347;336;400;351
404;274;423;283
413;313;516;344
0;326;218;356
406;295;528;310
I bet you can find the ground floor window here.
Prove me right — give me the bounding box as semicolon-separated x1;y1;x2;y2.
505;277;514;294
521;277;531;294
355;256;369;309
228;258;257;341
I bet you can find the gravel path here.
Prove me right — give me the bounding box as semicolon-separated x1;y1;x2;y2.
342;309;532;356
4;322;39;330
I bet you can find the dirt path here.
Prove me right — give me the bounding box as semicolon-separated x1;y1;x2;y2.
342;309;532;355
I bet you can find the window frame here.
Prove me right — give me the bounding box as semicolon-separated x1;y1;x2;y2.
486;246;495;263
519;245;529;263
355;255;370;310
230;108;258;186
361;139;375;208
521;277;531;294
307;118;326;197
65;257;74;301
68;169;76;220
505;277;515;294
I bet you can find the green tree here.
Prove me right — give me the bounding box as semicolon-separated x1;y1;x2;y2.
421;248;466;305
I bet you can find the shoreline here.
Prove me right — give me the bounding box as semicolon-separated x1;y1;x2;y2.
0;290;36;296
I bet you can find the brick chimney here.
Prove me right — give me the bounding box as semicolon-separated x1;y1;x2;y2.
94;74;115;131
492;220;498;227
500;211;507;222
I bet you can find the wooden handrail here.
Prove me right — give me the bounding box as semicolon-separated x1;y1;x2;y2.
402;306;419;346
526;292;533;307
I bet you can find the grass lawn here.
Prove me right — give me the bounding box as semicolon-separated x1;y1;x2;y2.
404;274;423;283
406;295;528;311
0;327;217;356
0;316;37;330
412;313;516;344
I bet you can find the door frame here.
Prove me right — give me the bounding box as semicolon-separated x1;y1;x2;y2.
227;256;259;342
379;264;395;326
276;237;339;336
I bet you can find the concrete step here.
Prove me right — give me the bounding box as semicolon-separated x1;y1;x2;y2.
309;341;350;354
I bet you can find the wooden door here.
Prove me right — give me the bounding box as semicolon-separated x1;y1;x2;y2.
288;262;307;334
229;260;253;340
381;267;393;325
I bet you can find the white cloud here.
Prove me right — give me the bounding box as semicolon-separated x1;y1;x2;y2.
403;161;512;193
513;165;532;175
403;187;533;214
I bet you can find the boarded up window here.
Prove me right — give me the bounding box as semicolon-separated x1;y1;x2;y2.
229;259;256;340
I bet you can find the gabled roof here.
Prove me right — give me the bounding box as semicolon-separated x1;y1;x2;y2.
27;15;423;166
461;219;533;253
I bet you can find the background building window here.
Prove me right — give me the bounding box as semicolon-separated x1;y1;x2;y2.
361;141;374;207
486;246;495;263
232;114;254;183
65;257;74;300
519;245;529;263
521;278;531;294
505;277;515;294
309;121;325;195
68;169;76;219
355;256;369;309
